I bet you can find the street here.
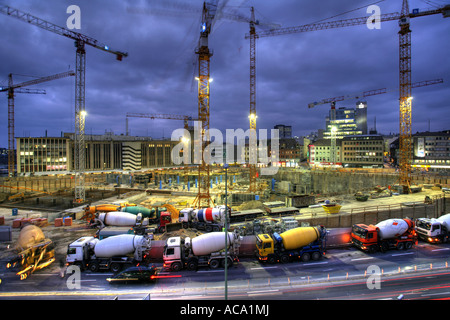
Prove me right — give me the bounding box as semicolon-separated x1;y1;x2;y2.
1;240;450;300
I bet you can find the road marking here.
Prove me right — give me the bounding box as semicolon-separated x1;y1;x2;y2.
421;291;450;297
391;252;414;257
351;257;374;261
305;261;328;266
197;270;226;273
248;289;279;294
432;248;450;252
251;266;278;270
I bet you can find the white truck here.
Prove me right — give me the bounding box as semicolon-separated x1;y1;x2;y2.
178;206;228;232
415;213;450;243
163;231;241;271
66;234;151;273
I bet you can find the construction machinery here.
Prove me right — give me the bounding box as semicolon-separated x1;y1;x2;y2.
163;230;242;271
66;234;152;273
178;205;228;232
126;112;197;183
416;213;450;243
192;1;218;209
0;70;75;177
245;1;450;193
126;112;197;133
308;78;443;167
6;225;55;280
1;5;128;203
256;226;327;264
351;218;418;252
308;79;444;110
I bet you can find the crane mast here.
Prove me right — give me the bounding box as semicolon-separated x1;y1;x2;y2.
0;5;128;202
248;7;258;192
246;1;449;192
193;2;216;208
1;70;75;177
398;0;413;192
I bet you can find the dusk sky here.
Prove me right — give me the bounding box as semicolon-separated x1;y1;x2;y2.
0;0;449;148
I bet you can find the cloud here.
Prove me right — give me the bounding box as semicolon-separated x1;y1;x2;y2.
0;0;448;149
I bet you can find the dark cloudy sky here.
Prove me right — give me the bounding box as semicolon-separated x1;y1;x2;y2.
0;0;449;148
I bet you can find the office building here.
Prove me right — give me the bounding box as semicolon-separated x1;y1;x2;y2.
412;130;450;171
16;132;179;175
341;135;384;168
274;124;292;139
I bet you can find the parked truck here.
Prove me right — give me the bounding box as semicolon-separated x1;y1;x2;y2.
66;234;151;273
178;206;228;232
256;226;327;264
351;218;418;252
94;211;148;229
121;204;180;232
163;231;241;271
415;213;450;243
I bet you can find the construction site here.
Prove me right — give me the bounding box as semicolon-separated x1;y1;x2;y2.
0;1;449;295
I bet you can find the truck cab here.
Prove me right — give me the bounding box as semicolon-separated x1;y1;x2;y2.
158;211;172;232
66;236;96;267
256;234;275;262
415;218;448;243
351;224;379;252
163;237;184;271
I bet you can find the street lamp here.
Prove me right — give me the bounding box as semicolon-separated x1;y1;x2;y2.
223;162;229;300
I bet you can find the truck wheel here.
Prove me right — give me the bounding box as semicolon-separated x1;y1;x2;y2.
110;263;121;273
89;262;99;273
209;259;220;269
301;253;311;262
280;254;290;263
213;226;220;232
397;242;405;250
405;241;413;250
221;258;233;268
171;262;182;272
267;255;276;264
205;225;213;232
311;252;321;261
187;259;198;271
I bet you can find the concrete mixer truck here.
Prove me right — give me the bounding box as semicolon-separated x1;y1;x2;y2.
92;211;151;235
163;231;242;271
178;206;228;232
351;218;418;252
66;234;152;273
256;226;327;264
415;213;450;243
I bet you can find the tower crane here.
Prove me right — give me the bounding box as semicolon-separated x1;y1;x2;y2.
0;5;128;203
126;112;198;184
309;78;443;109
126;112;197;133
193;1;219;208
0;70;75;177
245;1;450;193
309;78;443;167
127;2;279;196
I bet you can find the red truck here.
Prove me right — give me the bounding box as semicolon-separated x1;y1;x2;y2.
351;218;418;253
